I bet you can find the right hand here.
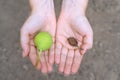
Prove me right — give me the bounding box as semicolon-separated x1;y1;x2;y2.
55;0;93;75
20;0;56;74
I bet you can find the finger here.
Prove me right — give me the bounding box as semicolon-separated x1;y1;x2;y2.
80;17;93;50
80;48;87;55
40;52;47;74
49;44;55;64
36;62;41;70
73;16;93;50
81;34;93;55
72;50;83;74
29;46;37;66
82;34;93;49
20;29;29;57
55;42;62;64
46;62;52;73
59;47;68;73
64;50;74;76
29;46;41;70
45;51;52;73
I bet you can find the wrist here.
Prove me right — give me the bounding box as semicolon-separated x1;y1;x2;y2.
29;0;54;12
61;0;88;14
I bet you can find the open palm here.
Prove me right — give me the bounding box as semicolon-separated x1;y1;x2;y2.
20;0;56;73
55;14;93;75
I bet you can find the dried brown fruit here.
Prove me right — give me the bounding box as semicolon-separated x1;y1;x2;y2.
67;37;78;47
67;37;83;55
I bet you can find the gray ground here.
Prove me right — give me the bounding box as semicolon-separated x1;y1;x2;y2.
0;0;120;80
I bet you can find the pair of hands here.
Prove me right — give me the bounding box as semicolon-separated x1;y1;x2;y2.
20;0;93;76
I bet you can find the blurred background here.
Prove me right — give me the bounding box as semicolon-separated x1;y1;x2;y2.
0;0;120;80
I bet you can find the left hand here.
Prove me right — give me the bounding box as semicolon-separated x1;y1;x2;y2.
55;1;93;75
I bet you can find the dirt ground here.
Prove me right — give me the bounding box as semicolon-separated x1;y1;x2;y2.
0;0;120;80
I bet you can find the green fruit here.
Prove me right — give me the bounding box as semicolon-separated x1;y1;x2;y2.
34;32;53;51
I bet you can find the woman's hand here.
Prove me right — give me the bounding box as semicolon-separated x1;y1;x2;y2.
20;0;56;74
55;0;93;75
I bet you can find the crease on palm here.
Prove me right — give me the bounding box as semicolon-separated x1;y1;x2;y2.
56;21;83;50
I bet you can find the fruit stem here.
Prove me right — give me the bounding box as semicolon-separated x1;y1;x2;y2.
35;49;42;67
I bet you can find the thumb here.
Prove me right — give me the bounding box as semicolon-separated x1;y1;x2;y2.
81;34;93;54
20;29;30;58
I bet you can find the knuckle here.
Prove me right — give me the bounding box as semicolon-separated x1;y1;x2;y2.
74;57;81;64
56;42;62;48
61;60;65;63
55;53;60;56
76;52;80;56
45;53;48;57
55;50;61;55
66;63;72;67
74;61;80;65
68;54;74;58
56;45;61;50
50;48;54;53
66;62;72;66
50;52;54;55
62;52;67;57
67;58;73;62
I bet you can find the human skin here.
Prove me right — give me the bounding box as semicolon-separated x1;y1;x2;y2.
20;0;93;75
20;0;56;74
55;0;93;75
